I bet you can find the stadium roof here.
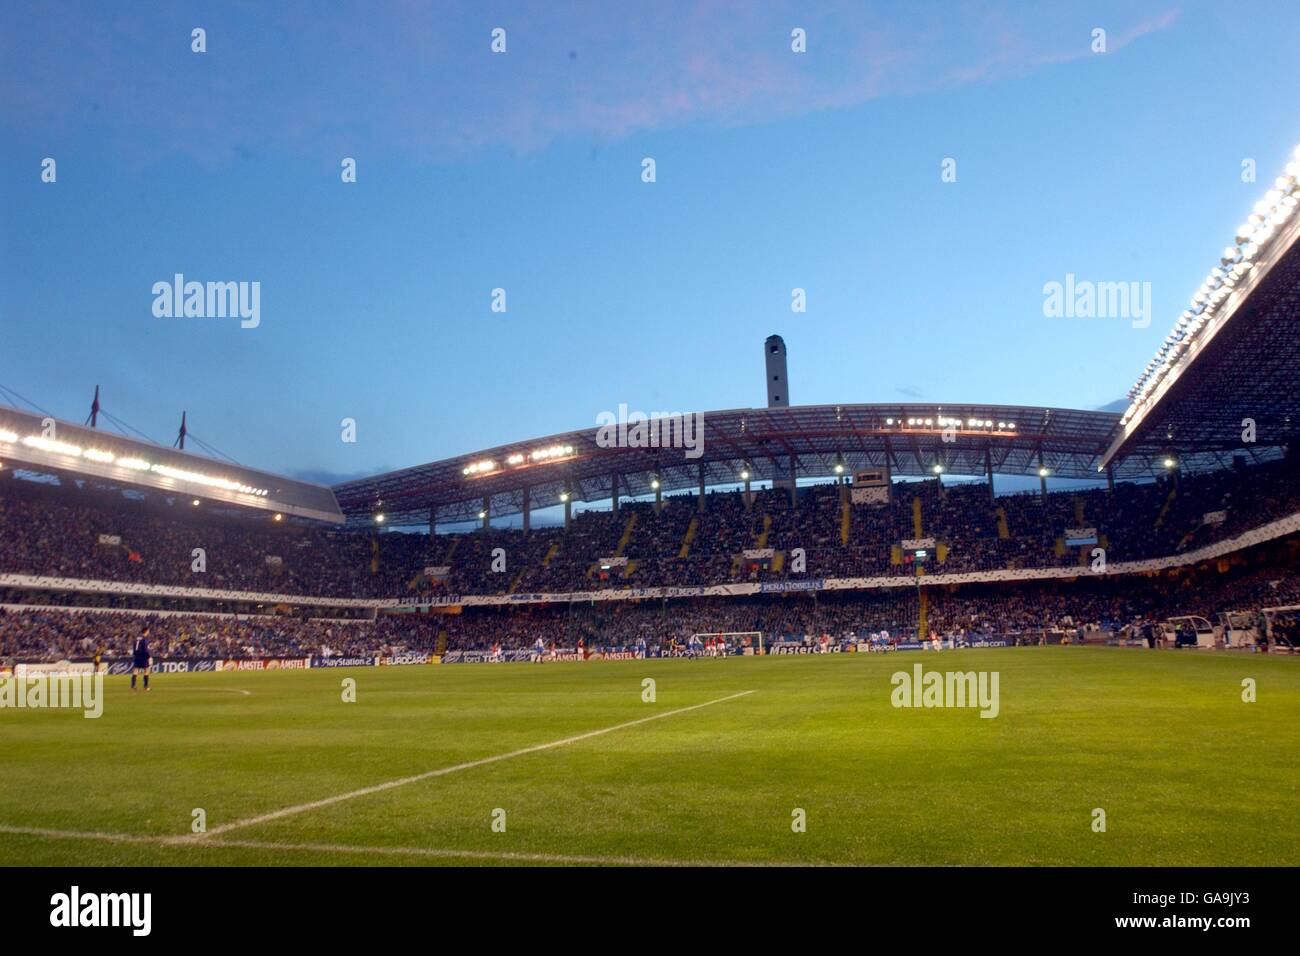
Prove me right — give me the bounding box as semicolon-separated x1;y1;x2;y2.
332;402;1181;527
0;406;345;524
1101;147;1300;470
336;154;1300;531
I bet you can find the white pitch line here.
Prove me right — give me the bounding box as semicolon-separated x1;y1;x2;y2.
0;824;161;847
189;689;755;840
157;686;252;696
0;823;816;867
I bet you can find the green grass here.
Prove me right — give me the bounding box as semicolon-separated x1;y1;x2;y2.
1;647;1296;866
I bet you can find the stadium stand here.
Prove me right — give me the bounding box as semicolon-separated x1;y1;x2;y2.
4;453;1299;598
3;452;1300;660
4;551;1298;661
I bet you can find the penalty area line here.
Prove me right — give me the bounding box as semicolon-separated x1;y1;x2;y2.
189;689;756;840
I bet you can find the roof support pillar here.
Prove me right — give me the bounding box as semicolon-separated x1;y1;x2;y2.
429;504;437;539
790;457;797;508
563;480;573;531
1106;463;1115;496
985;447;994;502
698;462;706;514
481;495;490;532
611;471;619;514
1038;449;1047;501
521;486;530;535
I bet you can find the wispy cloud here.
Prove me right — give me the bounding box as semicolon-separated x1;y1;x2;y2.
0;0;1181;164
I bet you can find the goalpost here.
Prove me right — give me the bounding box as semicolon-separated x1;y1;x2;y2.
690;631;763;655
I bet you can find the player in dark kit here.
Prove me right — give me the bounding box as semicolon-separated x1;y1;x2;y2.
130;630;152;691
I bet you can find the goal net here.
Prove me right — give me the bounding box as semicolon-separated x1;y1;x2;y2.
690;631;763;654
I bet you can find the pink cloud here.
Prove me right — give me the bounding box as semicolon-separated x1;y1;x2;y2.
0;0;1183;164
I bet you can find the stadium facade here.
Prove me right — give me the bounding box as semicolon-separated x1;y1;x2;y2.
2;146;1299;649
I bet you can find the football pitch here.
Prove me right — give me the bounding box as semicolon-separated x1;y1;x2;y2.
1;647;1296;867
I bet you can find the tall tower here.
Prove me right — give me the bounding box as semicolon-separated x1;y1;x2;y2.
766;335;796;501
765;334;788;407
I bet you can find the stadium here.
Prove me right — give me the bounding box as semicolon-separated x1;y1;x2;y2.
2;5;1299;897
5;151;1300;868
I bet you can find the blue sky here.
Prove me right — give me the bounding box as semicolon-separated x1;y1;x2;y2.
3;0;1299;486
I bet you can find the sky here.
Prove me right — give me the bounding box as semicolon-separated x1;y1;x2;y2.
3;0;1300;489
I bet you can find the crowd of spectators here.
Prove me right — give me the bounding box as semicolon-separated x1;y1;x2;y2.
6;549;1294;661
2;455;1298;602
0;607;439;662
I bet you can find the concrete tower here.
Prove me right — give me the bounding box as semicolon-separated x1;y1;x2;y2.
765;334;788;407
766;335;796;502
